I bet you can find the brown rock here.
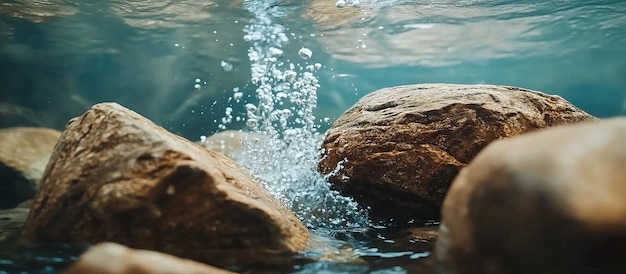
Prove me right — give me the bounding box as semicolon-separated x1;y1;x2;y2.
319;84;595;222
19;102;309;268
0;127;61;209
64;242;234;274
436;118;626;274
402;226;439;242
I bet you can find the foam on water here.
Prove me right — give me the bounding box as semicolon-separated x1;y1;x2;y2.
216;0;370;229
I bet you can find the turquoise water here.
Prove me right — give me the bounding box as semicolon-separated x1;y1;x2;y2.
1;0;625;273
1;0;624;139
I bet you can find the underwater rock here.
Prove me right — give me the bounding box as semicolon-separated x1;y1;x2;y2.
198;130;265;160
19;102;309;268
0;127;61;209
65;242;234;274
436;118;626;274
319;84;595;223
0;208;29;246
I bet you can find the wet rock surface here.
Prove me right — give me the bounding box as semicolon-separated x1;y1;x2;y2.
436;118;626;274
0;208;29;246
0;127;61;209
319;84;595;222
19;102;309;268
65;242;234;274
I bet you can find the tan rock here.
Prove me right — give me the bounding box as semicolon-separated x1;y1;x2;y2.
319;84;595;222
198;130;265;159
20;102;309;268
0;127;61;209
402;226;439;242
64;242;234;274
436;118;626;274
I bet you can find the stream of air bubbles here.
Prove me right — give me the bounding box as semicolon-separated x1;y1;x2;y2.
213;0;369;229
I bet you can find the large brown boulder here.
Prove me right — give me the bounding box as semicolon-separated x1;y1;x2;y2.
436;118;626;274
19;102;309;268
0;127;61;209
319;84;595;222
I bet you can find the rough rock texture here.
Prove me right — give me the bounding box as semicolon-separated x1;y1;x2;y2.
436;118;626;274
19;102;309;268
64;242;234;274
319;84;595;222
0;127;61;209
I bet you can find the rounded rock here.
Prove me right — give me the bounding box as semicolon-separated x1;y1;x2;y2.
436;118;626;274
318;84;595;223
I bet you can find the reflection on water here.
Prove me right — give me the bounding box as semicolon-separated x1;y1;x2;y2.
0;0;624;139
0;244;87;274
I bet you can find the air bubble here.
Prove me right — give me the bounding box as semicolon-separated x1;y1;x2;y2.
220;61;233;72
233;92;243;102
220;4;370;230
246;118;258;128
269;47;284;57
283;70;297;83
298;48;313;60
245;103;257;113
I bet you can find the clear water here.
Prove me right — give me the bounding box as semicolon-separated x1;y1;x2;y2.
1;0;625;273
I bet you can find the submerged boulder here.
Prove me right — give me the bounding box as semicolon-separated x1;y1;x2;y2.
0;127;61;209
436;118;626;274
19;103;309;268
319;84;595;222
0;208;29;246
65;242;234;274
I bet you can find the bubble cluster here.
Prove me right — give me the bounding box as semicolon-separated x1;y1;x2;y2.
215;1;370;229
335;0;362;8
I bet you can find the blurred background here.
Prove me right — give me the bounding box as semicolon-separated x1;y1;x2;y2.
1;0;624;140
